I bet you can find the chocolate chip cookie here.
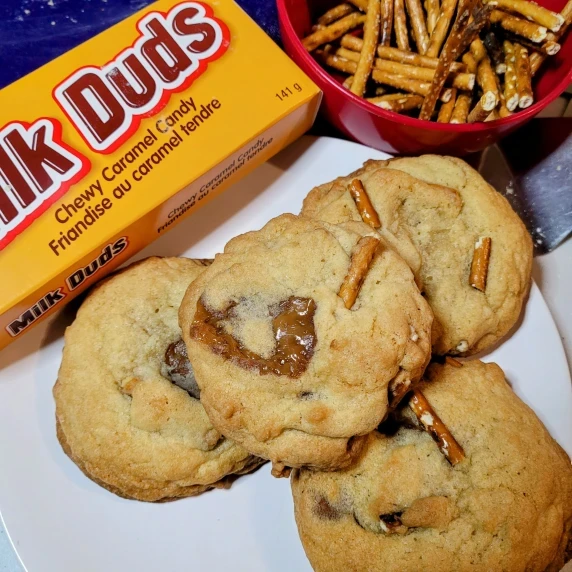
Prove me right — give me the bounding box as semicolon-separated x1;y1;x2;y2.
179;214;433;475
291;360;572;572
301;155;533;355
54;257;264;502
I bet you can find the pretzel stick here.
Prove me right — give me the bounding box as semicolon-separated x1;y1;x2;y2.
319;51;453;99
375;85;388;94
503;41;519;110
409;390;466;465
317;51;358;74
348;179;381;227
476;55;500;110
341;36;468;71
426;0;440;33
470;37;487;63
343;75;355;89
470;236;491;291
406;0;431;53
445;356;463;367
381;0;395;44
337;48;475;89
514;43;533;108
450;51;476;123
495;82;512;118
347;0;369;9
462;50;478;74
373;69;454;98
351;0;382;95
303;13;366;51
503;32;561;54
394;0;412;50
368;93;425;110
450;93;471;122
483;31;506;73
489;10;548;42
484;0;564;31
437;88;457;121
318;3;356;25
426;0;459;57
420;0;487;120
531;0;572;74
468;100;490;122
339;236;380;309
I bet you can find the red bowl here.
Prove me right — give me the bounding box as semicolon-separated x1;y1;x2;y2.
277;0;572;155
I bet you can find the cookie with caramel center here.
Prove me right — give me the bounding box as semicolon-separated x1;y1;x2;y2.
291;360;572;572
54;257;263;502
179;214;433;473
301;155;533;355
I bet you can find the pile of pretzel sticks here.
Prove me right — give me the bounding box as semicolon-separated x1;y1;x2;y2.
302;0;571;122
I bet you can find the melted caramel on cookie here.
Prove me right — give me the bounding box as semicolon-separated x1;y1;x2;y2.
190;296;317;378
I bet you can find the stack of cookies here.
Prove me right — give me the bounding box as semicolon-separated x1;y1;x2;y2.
54;155;572;571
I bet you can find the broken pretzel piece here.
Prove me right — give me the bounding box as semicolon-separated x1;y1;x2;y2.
409;389;465;465
469;236;492;291
380;512;408;534
349;179;381;228
338;236;381;309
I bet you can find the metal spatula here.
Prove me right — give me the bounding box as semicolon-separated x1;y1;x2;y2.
476;119;572;255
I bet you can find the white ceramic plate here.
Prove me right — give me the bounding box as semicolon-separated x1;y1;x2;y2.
0;136;571;572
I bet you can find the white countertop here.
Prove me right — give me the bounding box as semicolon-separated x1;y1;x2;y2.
1;239;570;572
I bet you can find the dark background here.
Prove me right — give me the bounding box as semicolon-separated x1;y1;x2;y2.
0;0;281;90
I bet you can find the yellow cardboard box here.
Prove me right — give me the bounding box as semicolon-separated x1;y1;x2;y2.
0;0;321;350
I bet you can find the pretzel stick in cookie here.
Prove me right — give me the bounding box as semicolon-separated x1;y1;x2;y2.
406;0;431;53
503;41;519;110
337;48;475;89
341;36;468;71
483;31;506;73
318;3;356;25
514;44;533;108
351;0;381;96
531;0;572;74
368;93;425;110
348;179;381;228
426;0;440;33
469;236;492;291
303;13;366;51
381;0;395;44
437;88;457;121
489;10;548;42
445;356;463;367
426;0;459;57
409;390;466;465
339;236;380;309
394;0;412;50
419;0;487;120
484;0;564;31
476;55;500;110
